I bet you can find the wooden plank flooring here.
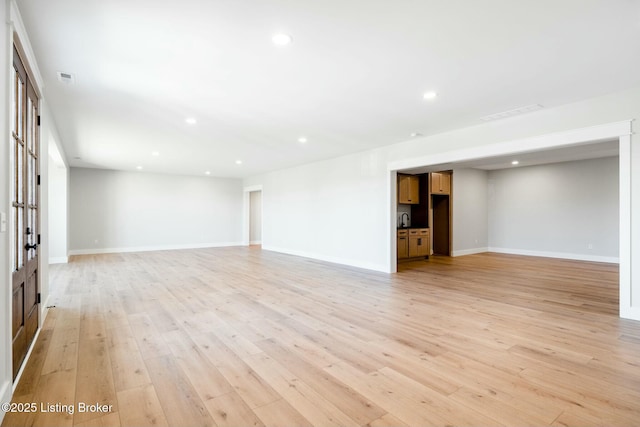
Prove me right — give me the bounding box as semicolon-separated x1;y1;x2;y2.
3;248;640;426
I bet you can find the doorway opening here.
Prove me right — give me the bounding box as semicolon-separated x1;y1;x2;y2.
249;190;262;246
243;185;263;247
387;121;634;319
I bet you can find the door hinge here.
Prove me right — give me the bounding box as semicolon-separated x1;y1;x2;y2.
37;293;41;304
37;234;41;245
37;175;41;185
37;115;41;126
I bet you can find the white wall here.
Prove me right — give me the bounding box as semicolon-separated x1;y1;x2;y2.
249;191;262;244
252;150;388;271
69;168;243;253
452;168;489;256
48;151;68;263
1;0;11;413
487;157;618;262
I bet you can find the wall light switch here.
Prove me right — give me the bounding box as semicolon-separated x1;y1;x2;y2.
0;212;6;232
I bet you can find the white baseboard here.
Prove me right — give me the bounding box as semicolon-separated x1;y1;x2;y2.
49;256;68;264
68;242;244;256
40;294;51;323
620;306;640;321
487;247;619;264
452;247;489;257
262;245;389;273
249;240;262;245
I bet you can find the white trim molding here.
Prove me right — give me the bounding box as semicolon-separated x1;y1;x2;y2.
452;247;489;257
388;120;632;172
68;242;243;256
263;245;389;273
487;247;619;264
9;0;44;93
49;256;68;264
619;134;633;319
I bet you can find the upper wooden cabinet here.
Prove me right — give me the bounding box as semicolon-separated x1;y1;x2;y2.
398;174;420;204
430;172;451;195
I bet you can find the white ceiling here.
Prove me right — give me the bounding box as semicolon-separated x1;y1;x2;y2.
17;0;640;178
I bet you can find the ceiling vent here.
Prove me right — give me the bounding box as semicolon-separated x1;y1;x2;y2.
480;104;543;121
56;71;75;84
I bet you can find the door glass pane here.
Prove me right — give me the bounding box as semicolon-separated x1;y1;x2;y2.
18;145;23;204
28;155;33;205
11;73;16;134
12;208;17;271
17;207;23;268
17;76;23;139
27;97;32;151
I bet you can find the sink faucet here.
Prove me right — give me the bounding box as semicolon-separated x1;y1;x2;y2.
400;213;409;228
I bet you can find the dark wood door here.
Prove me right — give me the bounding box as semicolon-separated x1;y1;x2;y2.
11;46;40;379
432;195;450;256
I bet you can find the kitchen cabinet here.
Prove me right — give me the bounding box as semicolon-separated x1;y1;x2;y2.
397;229;409;259
430;172;451;195
398;228;429;259
409;228;430;257
398;174;419;204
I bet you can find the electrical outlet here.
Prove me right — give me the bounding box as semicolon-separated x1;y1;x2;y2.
588;243;593;250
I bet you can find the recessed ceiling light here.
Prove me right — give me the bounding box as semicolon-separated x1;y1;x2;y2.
298;137;307;143
272;33;293;46
136;165;143;170
511;160;519;165
423;91;437;100
410;132;423;137
235;160;242;165
205;171;211;175
151;151;160;156
185;117;197;125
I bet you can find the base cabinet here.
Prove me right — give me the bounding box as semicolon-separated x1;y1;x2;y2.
409;229;430;257
397;230;409;259
398;228;429;259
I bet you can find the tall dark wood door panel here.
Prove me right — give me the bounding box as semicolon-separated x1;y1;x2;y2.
11;46;40;380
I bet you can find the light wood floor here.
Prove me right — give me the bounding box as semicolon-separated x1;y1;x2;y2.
3;248;640;426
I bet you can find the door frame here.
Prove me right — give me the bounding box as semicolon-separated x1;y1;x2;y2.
387;120;636;320
10;41;41;381
6;11;46;392
243;185;263;246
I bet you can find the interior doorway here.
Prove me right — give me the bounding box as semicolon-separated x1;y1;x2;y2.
249;190;262;246
243;185;263;247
